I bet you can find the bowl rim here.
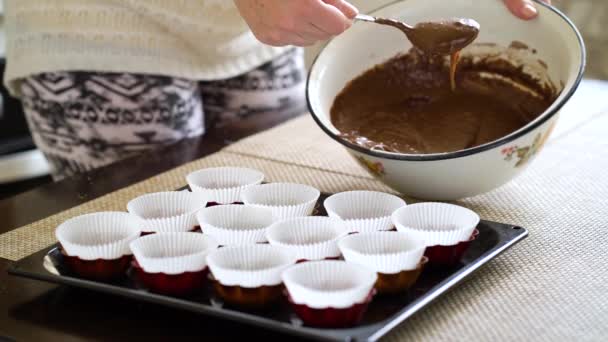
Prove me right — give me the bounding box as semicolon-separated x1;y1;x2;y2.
306;0;586;162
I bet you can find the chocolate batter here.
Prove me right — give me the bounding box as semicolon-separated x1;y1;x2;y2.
331;48;557;154
375;18;480;56
370;17;480;89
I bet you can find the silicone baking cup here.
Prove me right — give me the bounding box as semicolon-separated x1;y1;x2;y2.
392;203;480;266
282;261;377;328
55;212;142;281
129;232;219;296
338;231;427;294
207;245;296;308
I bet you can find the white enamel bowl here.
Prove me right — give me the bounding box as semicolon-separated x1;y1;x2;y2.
307;0;585;200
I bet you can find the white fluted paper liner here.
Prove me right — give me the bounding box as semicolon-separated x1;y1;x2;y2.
127;191;208;233
338;232;426;274
392;203;480;246
241;183;320;220
186;167;264;204
207;245;297;288
196;205;273;245
265;217;348;261
129;232;219;275
324;191;406;233
282;261;377;309
56;212;142;260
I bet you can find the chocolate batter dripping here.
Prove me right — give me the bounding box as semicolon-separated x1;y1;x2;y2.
372;17;480;89
331;49;557;154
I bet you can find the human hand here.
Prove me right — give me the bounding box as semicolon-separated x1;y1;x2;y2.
234;0;358;47
503;0;551;20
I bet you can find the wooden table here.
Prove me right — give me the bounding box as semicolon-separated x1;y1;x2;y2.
2;79;608;341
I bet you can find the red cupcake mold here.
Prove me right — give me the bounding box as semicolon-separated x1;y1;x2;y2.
424;229;479;267
60;248;131;281
288;290;375;328
212;282;284;309
131;259;208;296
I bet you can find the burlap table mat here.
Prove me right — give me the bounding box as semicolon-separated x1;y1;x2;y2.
2;113;607;341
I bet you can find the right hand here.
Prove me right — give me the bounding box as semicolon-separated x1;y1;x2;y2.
234;0;359;47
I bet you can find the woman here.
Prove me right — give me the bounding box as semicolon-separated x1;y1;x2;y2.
3;0;549;180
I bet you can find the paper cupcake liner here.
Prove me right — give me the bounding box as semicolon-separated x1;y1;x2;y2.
186;167;264;204
129;232;219;275
196;205;273;246
241;183;320;220
324;191;406;233
207;245;297;288
56;212;142;260
127;191;208;233
338;231;426;274
265;217;348;261
392;203;480;246
282;260;377;309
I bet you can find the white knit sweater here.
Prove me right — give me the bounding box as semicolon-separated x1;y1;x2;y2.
3;0;292;96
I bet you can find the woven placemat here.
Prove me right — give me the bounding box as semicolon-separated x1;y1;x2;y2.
224;116;371;178
386;111;608;341
2;113;607;340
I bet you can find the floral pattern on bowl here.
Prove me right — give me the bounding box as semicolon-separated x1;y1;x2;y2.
502;123;556;167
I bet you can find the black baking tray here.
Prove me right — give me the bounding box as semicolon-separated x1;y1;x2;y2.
8;193;527;342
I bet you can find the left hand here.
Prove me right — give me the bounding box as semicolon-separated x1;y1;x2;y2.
503;0;552;20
